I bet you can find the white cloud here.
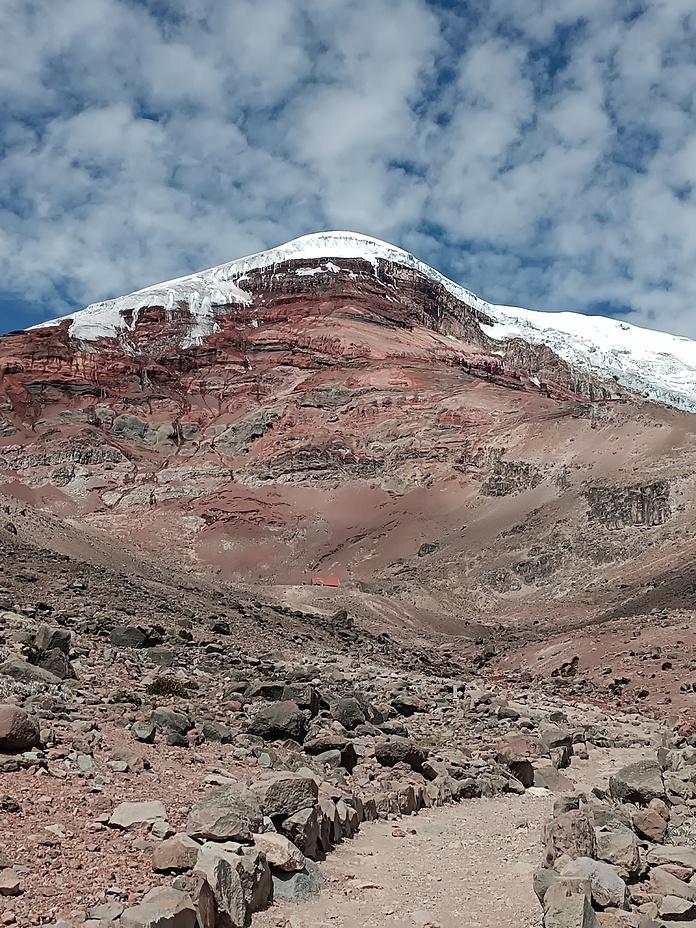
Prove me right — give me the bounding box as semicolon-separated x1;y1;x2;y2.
0;0;695;341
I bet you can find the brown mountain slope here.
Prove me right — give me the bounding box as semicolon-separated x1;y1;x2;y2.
1;251;695;698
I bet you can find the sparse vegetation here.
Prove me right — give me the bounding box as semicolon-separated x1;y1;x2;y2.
146;676;194;698
551;656;579;678
109;689;142;706
21;643;49;666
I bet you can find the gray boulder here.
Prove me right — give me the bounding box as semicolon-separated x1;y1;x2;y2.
109;625;150;648
252;833;305;872
152;834;201;873
187;785;263;842
330;697;365;730
543;883;599;928
247;701;307;742
374;737;427;772
609;760;665;806
151;708;192;736
0;657;62;686
646;844;696;870
251;773;318;818
271;860;323;903
194;844;246;928
649;866;696;902
282;683;320;717
109;800;167;830
237;846;272;915
37;648;75;680
561;857;627;909
0;704;40;752
34;625;71;654
303;734;358;772
282;806;319;859
544;811;597;866
120;887;196;928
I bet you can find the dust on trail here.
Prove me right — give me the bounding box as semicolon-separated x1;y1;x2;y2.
256;746;648;928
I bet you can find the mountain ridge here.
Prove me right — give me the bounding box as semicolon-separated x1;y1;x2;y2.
30;230;696;412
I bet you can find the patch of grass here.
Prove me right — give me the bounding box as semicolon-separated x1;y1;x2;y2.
21;643;49;666
109;689;142;706
146;676;191;698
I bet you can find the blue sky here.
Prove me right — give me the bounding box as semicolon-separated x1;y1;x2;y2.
1;0;695;337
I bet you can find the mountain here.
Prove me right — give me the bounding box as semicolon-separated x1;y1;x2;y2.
31;231;696;411
2;231;696;711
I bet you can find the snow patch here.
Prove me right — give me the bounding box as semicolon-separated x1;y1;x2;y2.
482;306;696;413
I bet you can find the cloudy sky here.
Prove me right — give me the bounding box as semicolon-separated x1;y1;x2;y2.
1;0;695;338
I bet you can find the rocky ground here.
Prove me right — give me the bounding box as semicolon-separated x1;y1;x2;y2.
0;513;695;928
1;571;694;928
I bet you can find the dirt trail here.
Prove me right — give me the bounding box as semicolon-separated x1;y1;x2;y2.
256;746;648;928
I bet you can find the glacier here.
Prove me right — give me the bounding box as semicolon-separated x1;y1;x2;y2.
31;231;696;413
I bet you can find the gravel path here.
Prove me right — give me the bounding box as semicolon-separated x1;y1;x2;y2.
256;745;650;928
256;791;552;928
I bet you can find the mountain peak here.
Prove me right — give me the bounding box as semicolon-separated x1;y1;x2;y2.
30;230;696;412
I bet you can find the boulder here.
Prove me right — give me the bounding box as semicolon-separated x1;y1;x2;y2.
539;724;574;769
0;705;40;752
609;761;665;806
561;857;628;909
632;801;669;843
374;737;427;772
187;785;263;842
282;683;320;717
303;734;358;772
535;765;575;792
271;860;323;903
34;625;71;654
0;658;62;686
109;625;151;648
648;866;696;902
109;801;167;830
151;708;192;736
236;846;272;914
247;701;307;742
659;895;696;920
646;845;696;871
251;773;318;819
149;647;175;667
132;721;157;744
200;721;231;743
330;697;366;730
594;826;640;875
246;681;285;701
491;737;537;789
317;797;342;852
544;811;597;866
282;806;320;859
152;834;201;873
543;885;600;928
37;648;75;680
120;887;196;928
194;845;246;928
252;833;305;872
390;694;427;717
90;902;126;921
0;870;21;896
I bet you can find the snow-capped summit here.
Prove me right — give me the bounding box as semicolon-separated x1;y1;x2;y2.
33;230;696;412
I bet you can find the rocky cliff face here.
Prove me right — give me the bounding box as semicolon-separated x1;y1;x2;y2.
2;245;696;637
